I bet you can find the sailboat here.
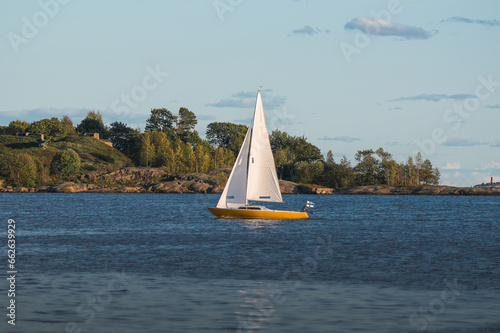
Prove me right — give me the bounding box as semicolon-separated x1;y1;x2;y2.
208;90;309;219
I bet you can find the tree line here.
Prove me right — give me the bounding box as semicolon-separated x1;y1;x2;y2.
0;107;440;188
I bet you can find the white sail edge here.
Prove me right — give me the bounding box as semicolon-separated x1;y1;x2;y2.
246;91;283;203
216;119;253;208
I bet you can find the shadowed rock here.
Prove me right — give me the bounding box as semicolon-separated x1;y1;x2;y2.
3;168;499;195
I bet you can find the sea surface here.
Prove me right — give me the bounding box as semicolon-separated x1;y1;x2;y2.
0;193;499;333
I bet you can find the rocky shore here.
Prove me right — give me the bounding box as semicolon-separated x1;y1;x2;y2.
1;167;499;195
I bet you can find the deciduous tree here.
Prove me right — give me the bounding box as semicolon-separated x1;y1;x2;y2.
6;120;30;134
50;149;81;175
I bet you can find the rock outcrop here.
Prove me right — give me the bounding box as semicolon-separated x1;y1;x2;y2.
76;167;168;184
49;182;97;193
2;168;499;195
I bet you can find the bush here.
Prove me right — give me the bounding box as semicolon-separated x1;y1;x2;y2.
11;153;38;187
51;149;81;175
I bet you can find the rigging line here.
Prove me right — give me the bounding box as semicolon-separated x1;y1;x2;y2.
244;121;254;206
245;92;260;206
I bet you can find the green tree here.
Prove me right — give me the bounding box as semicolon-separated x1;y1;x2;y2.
6;120;30;134
213;147;235;169
406;156;416;186
398;161;406;186
194;142;212;173
206;122;248;156
375;147;394;185
176;107;198;143
138;132;155;167
294;136;323;162
145;108;176;139
170;140;183;173
61;115;76;135
28;117;66;139
339;156;355;188
432;167;440;185
76;110;108;138
150;130;171;167
293;160;325;185
274;147;296;180
270;130;293;151
385;159;398;186
50;149;81;175
179;141;196;173
326;150;334;163
9;153;38;187
108;121;140;158
321;160;346;189
354;149;380;185
270;130;322;163
415;152;423;185
420;158;440;185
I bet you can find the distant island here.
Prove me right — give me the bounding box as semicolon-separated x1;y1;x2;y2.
0;108;478;196
473;178;500;190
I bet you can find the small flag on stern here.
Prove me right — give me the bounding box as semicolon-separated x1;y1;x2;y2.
306;201;315;208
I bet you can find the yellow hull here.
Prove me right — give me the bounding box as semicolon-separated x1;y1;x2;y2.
208;207;309;219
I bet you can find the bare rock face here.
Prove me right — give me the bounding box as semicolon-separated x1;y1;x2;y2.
72;168;231;193
50;182;92;193
88;187;118;193
279;180;298;194
188;181;211;193
207;186;224;194
37;186;51;192
311;187;334;194
6;166;500;195
116;187;143;193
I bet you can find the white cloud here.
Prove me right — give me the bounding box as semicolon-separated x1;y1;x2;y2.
344;17;435;40
475;161;500;170
442;162;461;170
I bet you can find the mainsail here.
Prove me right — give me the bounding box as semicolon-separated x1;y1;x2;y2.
216;91;283;208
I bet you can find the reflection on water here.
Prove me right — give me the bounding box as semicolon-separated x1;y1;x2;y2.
232;219;283;229
0;193;499;332
3;274;500;333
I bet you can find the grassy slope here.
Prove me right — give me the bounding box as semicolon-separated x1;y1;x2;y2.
0;135;134;186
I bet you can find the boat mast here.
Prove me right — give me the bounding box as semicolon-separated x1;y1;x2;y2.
245;122;254;206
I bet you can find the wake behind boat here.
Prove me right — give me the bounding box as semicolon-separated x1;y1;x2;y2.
208;90;308;219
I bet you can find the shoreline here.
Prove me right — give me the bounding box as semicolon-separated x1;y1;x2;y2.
2;168;499;196
1;183;499;195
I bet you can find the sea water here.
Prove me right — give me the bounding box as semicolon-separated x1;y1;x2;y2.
0;193;499;332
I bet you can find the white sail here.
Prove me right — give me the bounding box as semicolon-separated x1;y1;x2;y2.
216;119;252;208
246;91;283;203
216;90;282;209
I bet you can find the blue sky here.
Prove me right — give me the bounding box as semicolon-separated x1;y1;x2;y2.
1;0;499;186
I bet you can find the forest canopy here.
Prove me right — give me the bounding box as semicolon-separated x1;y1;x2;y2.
0;108;439;187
